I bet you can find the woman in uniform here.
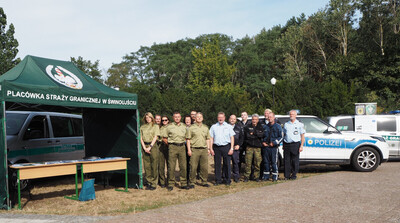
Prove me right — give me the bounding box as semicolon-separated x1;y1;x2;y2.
140;112;160;190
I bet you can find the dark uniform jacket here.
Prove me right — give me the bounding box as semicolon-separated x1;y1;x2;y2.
261;118;281;127
237;120;246;129
263;122;283;147
244;123;264;148
233;123;244;147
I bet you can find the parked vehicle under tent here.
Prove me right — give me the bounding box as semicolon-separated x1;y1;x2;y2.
0;55;142;209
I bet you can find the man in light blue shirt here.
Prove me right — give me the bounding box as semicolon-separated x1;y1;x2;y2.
210;112;235;185
283;110;306;180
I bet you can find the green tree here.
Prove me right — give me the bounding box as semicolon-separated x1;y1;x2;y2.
276;25;307;80
357;0;392;56
105;62;132;89
109;0;400;116
0;7;19;74
302;10;335;81
188;39;253;119
326;0;357;56
389;0;400;34
70;56;103;83
189;39;235;90
233;26;284;105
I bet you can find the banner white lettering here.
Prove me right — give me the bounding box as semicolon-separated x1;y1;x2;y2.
6;90;136;106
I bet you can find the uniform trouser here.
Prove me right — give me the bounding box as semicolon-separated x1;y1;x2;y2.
260;147;266;179
231;150;240;180
168;144;187;187
189;148;208;186
244;146;262;179
214;144;231;184
239;146;246;172
186;145;191;185
158;142;169;186
142;143;159;187
283;142;300;179
263;146;278;180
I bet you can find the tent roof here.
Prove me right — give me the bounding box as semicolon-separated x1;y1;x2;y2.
0;55;137;109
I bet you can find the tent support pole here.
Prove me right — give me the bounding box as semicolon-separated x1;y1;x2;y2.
17;170;20;210
1;101;10;209
137;110;143;189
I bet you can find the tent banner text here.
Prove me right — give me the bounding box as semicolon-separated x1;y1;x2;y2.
6;90;136;106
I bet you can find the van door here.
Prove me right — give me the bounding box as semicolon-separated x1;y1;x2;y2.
377;116;398;158
21;115;53;163
49;116;85;160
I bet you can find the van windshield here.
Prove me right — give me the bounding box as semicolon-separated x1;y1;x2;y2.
6;113;28;135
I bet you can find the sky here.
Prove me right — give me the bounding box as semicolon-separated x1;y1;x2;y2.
1;0;330;71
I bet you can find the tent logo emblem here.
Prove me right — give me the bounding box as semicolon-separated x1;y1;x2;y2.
45;65;83;89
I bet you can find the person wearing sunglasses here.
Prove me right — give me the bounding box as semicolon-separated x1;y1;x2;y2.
158;115;170;188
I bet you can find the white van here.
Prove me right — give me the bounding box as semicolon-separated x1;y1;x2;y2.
328;114;400;159
6;111;85;165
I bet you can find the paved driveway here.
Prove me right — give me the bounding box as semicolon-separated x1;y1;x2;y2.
109;162;400;222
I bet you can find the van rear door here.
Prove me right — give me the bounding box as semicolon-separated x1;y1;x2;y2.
376;116;399;158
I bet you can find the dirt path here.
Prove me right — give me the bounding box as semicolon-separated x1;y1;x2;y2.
108;162;400;222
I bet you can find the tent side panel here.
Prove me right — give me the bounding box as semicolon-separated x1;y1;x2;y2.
0;102;9;208
83;108;139;187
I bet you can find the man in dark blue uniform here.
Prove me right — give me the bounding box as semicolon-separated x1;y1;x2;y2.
262;112;283;181
238;112;249;172
229;114;244;183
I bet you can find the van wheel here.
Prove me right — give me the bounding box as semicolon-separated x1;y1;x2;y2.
352;147;380;172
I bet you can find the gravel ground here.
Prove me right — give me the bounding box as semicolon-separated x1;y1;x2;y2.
1;162;399;222
0;214;115;222
107;162;400;223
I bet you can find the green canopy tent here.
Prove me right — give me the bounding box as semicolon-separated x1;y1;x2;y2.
0;55;143;209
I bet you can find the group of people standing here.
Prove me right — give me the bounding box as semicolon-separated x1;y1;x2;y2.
140;109;305;191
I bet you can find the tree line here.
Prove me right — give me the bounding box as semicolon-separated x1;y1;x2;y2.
1;0;400;125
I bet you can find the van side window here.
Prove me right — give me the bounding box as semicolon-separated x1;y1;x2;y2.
377;117;396;132
51;116;74;137
6;113;28;135
335;118;354;131
24;115;49;140
71;118;83;136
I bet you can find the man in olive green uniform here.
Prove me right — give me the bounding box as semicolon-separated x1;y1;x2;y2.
186;112;211;188
162;112;188;191
140;116;160;190
158;116;169;188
